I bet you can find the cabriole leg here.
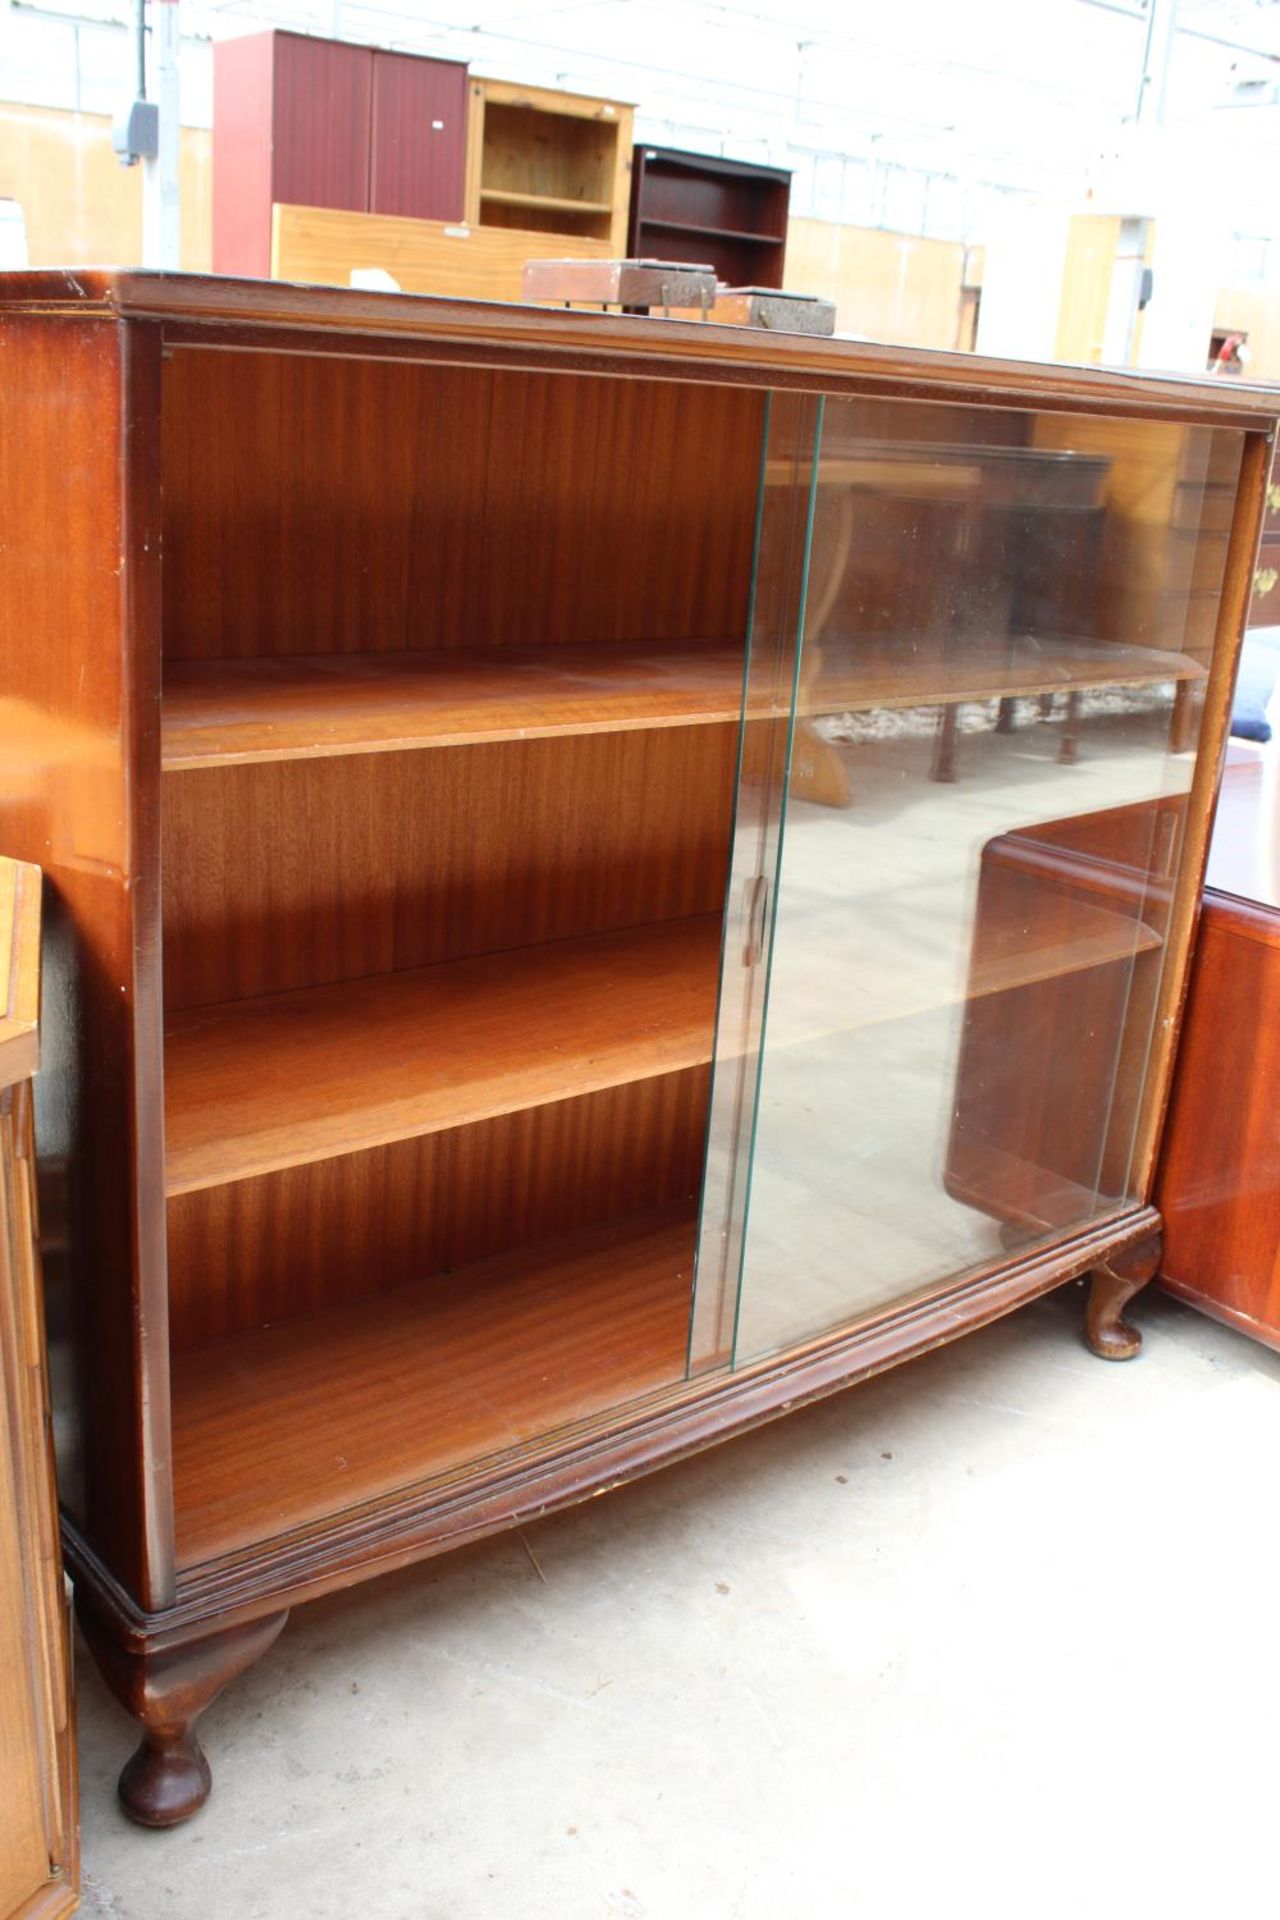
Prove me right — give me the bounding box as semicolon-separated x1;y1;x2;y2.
1084;1229;1161;1361
76;1588;288;1827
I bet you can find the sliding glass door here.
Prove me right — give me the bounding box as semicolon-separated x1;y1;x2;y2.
694;391;1244;1371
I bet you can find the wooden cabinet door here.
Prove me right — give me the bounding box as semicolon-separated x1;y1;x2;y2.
370;52;468;222
0;859;76;1920
271;33;373;216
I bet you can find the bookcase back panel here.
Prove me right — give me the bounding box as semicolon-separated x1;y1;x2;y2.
162;724;739;1009
166;1065;708;1348
161;349;762;659
481;103;617;204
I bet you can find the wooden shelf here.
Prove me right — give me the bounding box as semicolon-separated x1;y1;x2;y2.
160;643;749;769
969;894;1160;1000
638;217;783;247
480;188;613;215
164;915;721;1195
639;150;790;184
171;1206;696;1567
161;636;1203;771
805;634;1207;714
756;891;1162;1055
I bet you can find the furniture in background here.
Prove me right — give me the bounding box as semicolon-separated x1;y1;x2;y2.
520;261;833;333
685;287;834;333
628;147;791;288
1157;741;1280;1347
0;857;77;1919
213;30;469;276
522;257;718;314
463;78;633;253
0;270;1270;1835
271;204;614;301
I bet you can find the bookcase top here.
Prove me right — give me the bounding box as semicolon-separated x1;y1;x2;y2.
2;268;1277;429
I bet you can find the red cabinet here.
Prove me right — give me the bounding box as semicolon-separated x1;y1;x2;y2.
370;50;469;223
213;31;468;278
270;34;373;216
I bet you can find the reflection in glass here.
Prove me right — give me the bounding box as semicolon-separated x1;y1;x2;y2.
696;397;1245;1368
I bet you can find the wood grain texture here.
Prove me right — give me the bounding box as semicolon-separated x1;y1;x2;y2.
160;642;750;768
171;1205;695;1567
161;348;762;661
1157;892;1280;1343
0;1087;77;1918
269;34;372;217
158;631;1206;770
0;860;40;1087
164;915;720;1194
271;203;614;301
0;865;77;1914
465;79;633;251
158;1203;1164;1600
0;312;173;1610
369;52;469;222
161;725;739;1009
167;1065;711;1348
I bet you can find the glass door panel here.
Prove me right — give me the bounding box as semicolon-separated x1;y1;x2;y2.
696;395;1246;1370
689;390;821;1373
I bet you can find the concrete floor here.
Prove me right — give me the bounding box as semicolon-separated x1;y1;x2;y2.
76;1285;1280;1920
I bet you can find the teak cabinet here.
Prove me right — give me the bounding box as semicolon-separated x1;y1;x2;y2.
213;31;470;276
0;860;77;1917
1156;745;1280;1346
0;270;1273;1830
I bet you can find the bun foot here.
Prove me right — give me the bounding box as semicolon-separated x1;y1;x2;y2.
76;1585;288;1827
1084;1229;1161;1361
119;1728;212;1828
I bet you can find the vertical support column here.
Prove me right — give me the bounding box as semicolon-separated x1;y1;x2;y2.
143;0;182;269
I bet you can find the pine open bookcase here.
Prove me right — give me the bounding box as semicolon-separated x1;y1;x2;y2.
0;269;1274;1831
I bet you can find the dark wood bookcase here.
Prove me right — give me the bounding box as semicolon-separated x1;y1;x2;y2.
628;146;791;287
0;270;1272;1835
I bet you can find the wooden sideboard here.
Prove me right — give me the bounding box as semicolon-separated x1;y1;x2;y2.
0;858;77;1919
0;270;1273;1832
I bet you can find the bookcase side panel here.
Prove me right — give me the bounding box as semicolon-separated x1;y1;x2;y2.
0;313;173;1609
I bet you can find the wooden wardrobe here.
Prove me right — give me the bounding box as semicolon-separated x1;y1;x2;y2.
0;270;1272;1829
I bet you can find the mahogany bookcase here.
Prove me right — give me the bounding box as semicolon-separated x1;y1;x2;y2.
0;270;1273;1830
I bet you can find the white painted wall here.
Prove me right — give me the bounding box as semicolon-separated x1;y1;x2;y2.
974;204;1072;362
